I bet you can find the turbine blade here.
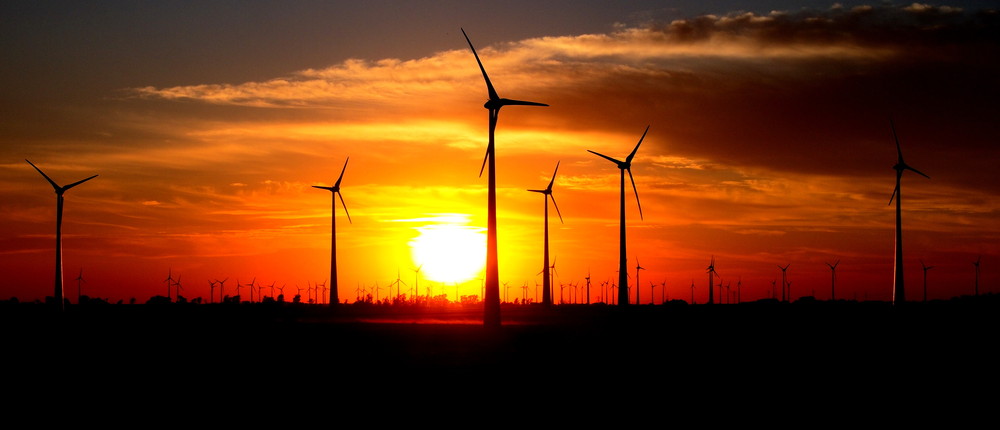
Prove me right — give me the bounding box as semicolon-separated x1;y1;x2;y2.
527;189;545;193
628;168;643;220
546;161;560;192
888;182;899;206
903;164;930;179
478;145;491;177
337;191;352;224
588;150;622;165
461;28;499;101
63;174;98;191
550;193;564;224
500;99;548;107
334;157;349;188
313;185;334;191
25;159;60;191
625;125;650;164
890;118;903;162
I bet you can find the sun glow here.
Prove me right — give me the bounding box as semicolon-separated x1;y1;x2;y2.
409;219;486;284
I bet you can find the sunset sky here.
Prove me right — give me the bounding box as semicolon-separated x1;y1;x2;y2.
2;1;998;304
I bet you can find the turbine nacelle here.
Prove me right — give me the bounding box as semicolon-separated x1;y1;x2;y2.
313;157;352;224
587;126;649;220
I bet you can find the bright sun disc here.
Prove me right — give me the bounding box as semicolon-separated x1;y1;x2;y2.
410;223;486;284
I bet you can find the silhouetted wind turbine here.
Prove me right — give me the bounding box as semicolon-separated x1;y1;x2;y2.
26;159;98;310
973;256;981;296
826;260;840;301
164;269;175;300
777;264;790;303
635;258;645;305
589;126;649;306
528;161;563;306
690;279;696;304
75;268;85;303
463;28;548;326
888;119;930;305
313;157;352;306
920;260;934;302
706;256;719;305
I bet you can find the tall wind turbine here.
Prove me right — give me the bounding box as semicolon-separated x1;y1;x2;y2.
462;28;548;326
588;126;649;306
26;160;98;310
313;157;352;306
888;119;930;305
528;161;563;306
826;260;840;301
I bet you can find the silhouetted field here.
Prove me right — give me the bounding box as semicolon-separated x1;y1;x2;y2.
4;297;997;412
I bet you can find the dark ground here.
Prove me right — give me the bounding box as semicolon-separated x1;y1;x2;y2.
3;297;997;417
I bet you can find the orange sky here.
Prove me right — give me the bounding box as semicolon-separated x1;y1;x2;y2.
2;2;998;304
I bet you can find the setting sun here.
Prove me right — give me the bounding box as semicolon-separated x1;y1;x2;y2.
409;216;486;284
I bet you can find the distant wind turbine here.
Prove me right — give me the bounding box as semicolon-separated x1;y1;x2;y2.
888;119;930;305
313;157;352;306
973;256;981;296
920;260;934;302
777;264;790;303
826;260;840;301
588;126;649;306
164;269;175;300
26;159;98;311
528;161;563;306
75;268;86;303
462;28;548;326
706;256;719;305
635;258;645;305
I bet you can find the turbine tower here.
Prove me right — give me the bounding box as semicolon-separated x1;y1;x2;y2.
527;161;563;307
26;160;98;311
588;126;649;306
462;28;548;326
313;157;352;306
888;119;929;305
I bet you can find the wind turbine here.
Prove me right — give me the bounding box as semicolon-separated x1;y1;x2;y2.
75;268;85;303
528;161;563;306
690;279;696;305
216;278;228;301
973;256;981;296
412;265;422;303
164;269;175;300
920;260;934;302
26;159;98;310
706;256;719;305
462;28;548;326
777;264;790;303
589;126;649;306
208;279;217;304
888;119;930;305
826;260;840;301
635;258;645;305
313;157;352;306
